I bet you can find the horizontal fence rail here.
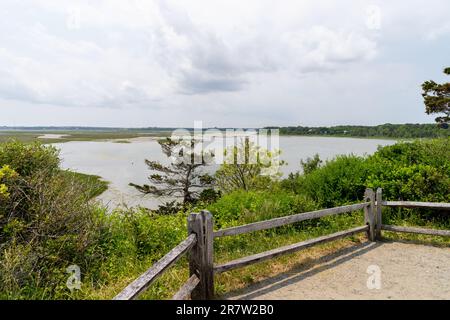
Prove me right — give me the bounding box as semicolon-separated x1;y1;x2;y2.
114;187;450;301
172;274;201;300
382;201;450;210
213;202;370;238
114;233;197;300
381;224;450;237
376;191;450;240
214;225;369;274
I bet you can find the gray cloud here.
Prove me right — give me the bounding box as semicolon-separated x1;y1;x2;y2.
178;72;247;94
0;0;449;127
0;0;379;104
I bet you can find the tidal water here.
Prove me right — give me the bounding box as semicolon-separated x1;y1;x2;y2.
53;136;396;209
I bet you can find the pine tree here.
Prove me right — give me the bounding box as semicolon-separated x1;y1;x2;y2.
130;137;213;205
422;67;450;128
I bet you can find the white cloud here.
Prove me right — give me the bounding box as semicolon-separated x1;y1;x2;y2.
0;0;448;126
0;0;379;104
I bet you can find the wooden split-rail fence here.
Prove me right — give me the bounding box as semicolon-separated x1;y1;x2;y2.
114;188;450;300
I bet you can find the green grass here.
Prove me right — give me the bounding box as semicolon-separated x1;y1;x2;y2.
0;130;172;144
60;171;109;199
83;208;367;300
379;207;450;246
96;205;450;300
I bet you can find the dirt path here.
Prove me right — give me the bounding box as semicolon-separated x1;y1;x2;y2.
225;241;450;300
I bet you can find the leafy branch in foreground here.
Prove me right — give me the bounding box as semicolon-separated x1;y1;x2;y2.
0;165;17;198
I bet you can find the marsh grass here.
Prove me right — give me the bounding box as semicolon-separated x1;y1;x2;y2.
0;131;171;144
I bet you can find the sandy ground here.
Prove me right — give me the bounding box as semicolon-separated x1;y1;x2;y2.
120;136;160;143
226;241;450;300
37;134;70;139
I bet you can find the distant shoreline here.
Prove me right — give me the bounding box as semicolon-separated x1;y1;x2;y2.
0;123;447;143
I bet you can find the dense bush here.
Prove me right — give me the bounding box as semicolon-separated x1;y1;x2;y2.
0;141;191;299
365;138;450;202
282;138;450;207
300;153;322;175
0;141;60;177
0;141;109;299
0;165;17;198
282;155;370;207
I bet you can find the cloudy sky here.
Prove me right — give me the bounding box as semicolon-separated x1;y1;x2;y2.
0;0;449;127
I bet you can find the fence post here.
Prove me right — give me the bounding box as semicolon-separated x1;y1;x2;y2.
375;188;383;240
364;188;376;241
187;210;214;300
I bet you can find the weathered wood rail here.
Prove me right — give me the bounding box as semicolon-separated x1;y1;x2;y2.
377;190;450;238
114;188;450;300
214;225;368;274
213;202;370;238
114;233;197;300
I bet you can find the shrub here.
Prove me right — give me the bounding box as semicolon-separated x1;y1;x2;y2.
300;153;322;174
0;165;17;198
0;141;109;298
365;138;450;202
283;155;369;207
0;140;59;177
282;138;450;207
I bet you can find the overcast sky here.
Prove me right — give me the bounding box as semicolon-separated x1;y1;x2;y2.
1;0;449;127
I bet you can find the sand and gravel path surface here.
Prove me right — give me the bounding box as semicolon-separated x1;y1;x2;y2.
226;241;450;300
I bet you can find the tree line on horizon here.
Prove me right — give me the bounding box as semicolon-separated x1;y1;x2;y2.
272;67;450;139
266;123;448;138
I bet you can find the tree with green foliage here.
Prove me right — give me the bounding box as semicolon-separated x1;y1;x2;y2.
215;140;284;193
300;154;322;175
422;67;450;128
269;123;448;138
130;137;213;205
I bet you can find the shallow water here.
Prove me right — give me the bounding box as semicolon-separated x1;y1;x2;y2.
53;136;396;209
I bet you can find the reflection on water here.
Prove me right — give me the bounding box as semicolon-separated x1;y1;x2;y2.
53;136;396;209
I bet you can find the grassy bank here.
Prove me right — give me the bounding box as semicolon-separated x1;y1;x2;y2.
60;171;109;199
1;123;449;144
